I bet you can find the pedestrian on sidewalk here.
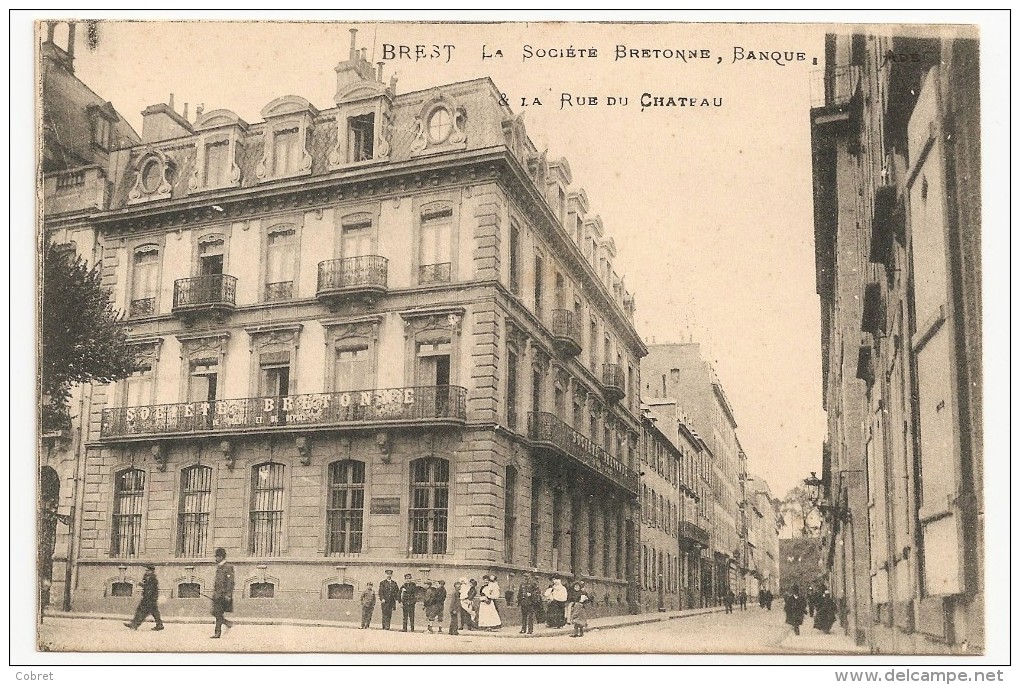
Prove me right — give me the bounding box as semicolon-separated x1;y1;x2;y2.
359;582;376;629
724;590;735;614
210;548;234;639
806;584;816;617
763;588;774;611
813;587;837;634
569;584;591;638
566;579;582;625
124;564;164;631
739;589;748;611
784;585;807;635
449;580;463;635
400;573;418;632
517;573;541;635
458;576;476;630
425;580;447;633
545;576;567;628
378;570;399;630
477;574;502;631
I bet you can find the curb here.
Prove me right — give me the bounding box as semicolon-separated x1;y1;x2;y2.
43;606;725;639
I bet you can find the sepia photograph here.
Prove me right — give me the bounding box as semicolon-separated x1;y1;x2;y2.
17;10;1009;673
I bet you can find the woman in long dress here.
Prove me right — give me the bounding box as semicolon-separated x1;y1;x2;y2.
477;574;502;630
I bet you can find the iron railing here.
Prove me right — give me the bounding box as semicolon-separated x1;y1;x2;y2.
678;521;710;547
101;385;468;439
528;411;640;495
419;262;452;285
809;65;862;109
129;298;155;317
602;363;626;397
551;309;582;354
172;274;237;310
317;256;388;293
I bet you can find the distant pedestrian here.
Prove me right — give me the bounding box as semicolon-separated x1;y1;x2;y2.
763;589;774;611
545;576;568;628
425;580;447;633
359;582;376;629
785;585;807;635
724;590;735;614
378;569;399;630
570;584;591;638
814;588;837;634
124;564;164;631
566;579;582;624
477;574;502;631
739;590;748;611
458;576;475;630
449;580;463;635
400;573;419;632
517;573;542;635
806;585;816;617
210;548;234;639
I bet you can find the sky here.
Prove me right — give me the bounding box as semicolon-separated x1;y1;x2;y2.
62;19;829;499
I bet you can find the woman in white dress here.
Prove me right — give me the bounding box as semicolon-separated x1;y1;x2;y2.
477;574;502;630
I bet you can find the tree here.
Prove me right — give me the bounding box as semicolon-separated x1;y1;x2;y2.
780;485;821;539
41;242;136;431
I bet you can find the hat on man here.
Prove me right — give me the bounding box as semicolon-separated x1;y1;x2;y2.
404;573;413;579
144;563;156;570
384;569;393;575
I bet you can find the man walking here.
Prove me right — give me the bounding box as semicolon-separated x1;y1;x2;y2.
448;580;462;635
378;569;399;630
400;573;419;632
359;582;376;629
210;548;234;639
124;564;164;631
739;589;748;611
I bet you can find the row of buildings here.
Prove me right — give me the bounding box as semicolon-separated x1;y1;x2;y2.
39;23;780;622
809;28;982;653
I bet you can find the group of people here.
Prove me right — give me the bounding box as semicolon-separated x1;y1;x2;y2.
121;556;593;638
783;584;837;635
720;588;773;613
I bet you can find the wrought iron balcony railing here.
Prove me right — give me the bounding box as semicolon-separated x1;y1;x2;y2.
809;65;862;109
101;385;468;440
551;309;582;357
678;521;710;548
601;363;626;402
527;411;640;495
172;274;237;312
419;262;452;285
316;256;388;299
129;297;155;317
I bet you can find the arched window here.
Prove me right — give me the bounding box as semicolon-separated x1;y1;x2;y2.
250;463;285;556
177;465;212;557
409;457;450;555
327;460;365;555
112;468;145;557
503;466;517;562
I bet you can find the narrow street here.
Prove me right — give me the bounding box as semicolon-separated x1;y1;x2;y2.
38;606;862;655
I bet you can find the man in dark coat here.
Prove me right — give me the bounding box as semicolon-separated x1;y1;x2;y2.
124;564;164;631
424;580;447;633
724;589;735;614
378;569;399;630
359;582;376;629
210;548;234;638
448;580;462;635
813;587;837;634
517;573;542;635
400;573;418;632
784;585;807;635
739;589;748;611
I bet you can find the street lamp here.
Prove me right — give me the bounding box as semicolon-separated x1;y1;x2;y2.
803;471;823;504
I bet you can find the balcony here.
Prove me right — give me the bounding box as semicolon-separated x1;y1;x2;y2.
601;363;626;403
44;165;109;216
100;385;468;442
527;411;639;495
550;309;582;357
172;274;237;320
678;521;710;548
316;256;388;306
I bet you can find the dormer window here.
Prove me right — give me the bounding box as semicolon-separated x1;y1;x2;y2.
128;148;174;204
203;140;230;187
255;95;316;183
273;128;300;176
188;109;247;193
410;95;467;155
426;107;453;145
348;114;375;162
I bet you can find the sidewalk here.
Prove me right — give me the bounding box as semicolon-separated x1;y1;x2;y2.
779;626;868;655
44;605;723;639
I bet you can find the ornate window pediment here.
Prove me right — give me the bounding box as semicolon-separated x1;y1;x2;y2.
256;96;316;182
188;109;247;193
330;85;394;169
410;91;468;155
128;148;175;204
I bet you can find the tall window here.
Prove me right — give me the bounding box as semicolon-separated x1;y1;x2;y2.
341;215;373;258
616;512;625;578
419;207;453;283
589;319;598;370
204;141;229;187
587;504;597;573
259;351;291;398
603;504;612;576
131;246;159;316
554;272;566;310
198;237;225;276
410;457;450;555
177;465;212;557
327;460;365;555
551;488;563;570
509;221;521;294
189;358;219;403
506;348;519;431
348;114;375;162
533;254;544;319
124;361;153;407
265;229;296;301
504;466;517;563
272;128;299;176
112;468;145;557
250;463;285;556
530;477;541;567
334;345;370;392
531;368;543;414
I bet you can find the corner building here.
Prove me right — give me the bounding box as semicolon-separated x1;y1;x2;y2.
50;33;646;620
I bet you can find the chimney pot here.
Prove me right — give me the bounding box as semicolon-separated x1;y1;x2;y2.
349;28;358;60
66;21;76;60
183;102;189;120
376;61;384;82
361;47;367;62
169;93;175;110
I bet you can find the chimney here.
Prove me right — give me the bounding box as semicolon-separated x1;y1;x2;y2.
334;27;377;103
140;101;193;143
46;22;56;42
349;28;358;60
360;47;367;62
183;102;189;121
66;21;76;61
376;61;384;83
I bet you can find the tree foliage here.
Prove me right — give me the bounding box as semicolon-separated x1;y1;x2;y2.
780;485;821;538
41;243;136;430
